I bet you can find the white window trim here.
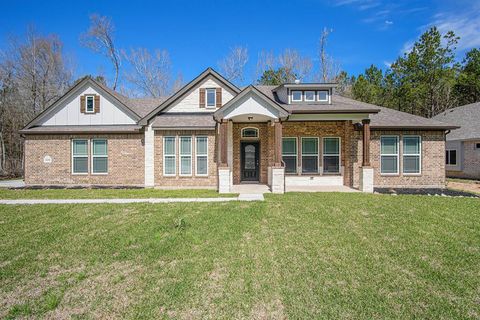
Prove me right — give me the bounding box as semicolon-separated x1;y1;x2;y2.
322;137;341;174
241;127;259;139
195;136;209;176
301;137;319;174
446;149;458;166
403;135;421;175
282;137;298;174
380;135;399;175
179;136;192;176
291;90;303;102
317;90;329;102
304;90;315;102
163;136;176;176
85;95;95;113
91;139;108;175
205;88;216;109
71;139;89;175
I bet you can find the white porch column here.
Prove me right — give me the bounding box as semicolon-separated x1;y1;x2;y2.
359;119;373;193
218;121;232;193
360;167;374;193
144;124;155;187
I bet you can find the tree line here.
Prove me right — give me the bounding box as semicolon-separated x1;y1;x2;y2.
0;14;479;177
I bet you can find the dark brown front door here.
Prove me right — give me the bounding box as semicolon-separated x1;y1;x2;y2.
241;142;260;181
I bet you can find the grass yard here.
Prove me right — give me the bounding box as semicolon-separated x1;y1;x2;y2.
0;193;479;319
0;188;237;199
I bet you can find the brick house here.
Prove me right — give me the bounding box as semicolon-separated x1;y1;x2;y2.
433;102;480;179
20;68;457;193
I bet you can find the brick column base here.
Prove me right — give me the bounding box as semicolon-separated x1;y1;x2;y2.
271;167;285;194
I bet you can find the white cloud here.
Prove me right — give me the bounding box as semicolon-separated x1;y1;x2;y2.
385;20;393;25
383;61;392;67
433;11;480;51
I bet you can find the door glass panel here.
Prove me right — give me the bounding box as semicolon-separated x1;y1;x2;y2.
245;145;255;169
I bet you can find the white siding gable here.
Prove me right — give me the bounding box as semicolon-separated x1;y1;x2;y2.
40;84;136;126
165;75;235;113
223;91;281;122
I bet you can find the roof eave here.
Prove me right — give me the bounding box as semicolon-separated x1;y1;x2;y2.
290;109;380;114
370;125;460;130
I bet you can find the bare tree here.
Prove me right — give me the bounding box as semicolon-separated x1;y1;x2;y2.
122;48;171;98
81;14;121;90
218;46;248;83
317;27;340;82
172;73;184;93
0;27;72;176
255;50;275;80
278;49;312;82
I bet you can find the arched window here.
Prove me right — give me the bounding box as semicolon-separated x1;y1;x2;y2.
241;127;259;138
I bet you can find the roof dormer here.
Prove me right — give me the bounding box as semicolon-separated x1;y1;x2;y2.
273;83;336;105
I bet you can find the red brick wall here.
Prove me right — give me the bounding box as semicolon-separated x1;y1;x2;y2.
24;134;144;186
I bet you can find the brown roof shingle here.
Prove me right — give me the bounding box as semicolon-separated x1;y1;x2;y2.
151;113;216;129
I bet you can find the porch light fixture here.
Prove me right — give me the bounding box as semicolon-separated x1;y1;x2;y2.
248;116;253;121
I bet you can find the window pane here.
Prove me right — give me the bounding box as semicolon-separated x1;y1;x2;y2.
381;155;398;173
324;138;339;154
242;128;258;138
206;89;215;106
302;156;318;173
93;140;107;155
449;150;457;165
73;140;88;156
180;137;191;155
404;137;420;154
403;155;420;173
292;91;302;101
196;137;207;155
381;137;398;154
164;137;175;155
181;156;191;175
73;157;88;173
197;156;207;175
86;96;94;111
282;138;296;155
283;156;297;173
302;138;318;154
318;91;328;101
164;156;175;174
323;156;340;173
305;91;315;101
93;157;108;173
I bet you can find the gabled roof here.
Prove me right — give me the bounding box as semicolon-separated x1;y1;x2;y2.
23;76;141;130
213;85;289;121
433;102;480;140
138;67;241;125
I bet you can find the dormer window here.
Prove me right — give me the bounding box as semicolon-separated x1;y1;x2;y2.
305;91;315;102
206;88;216;108
291;90;302;102
86;95;95;113
317;90;329;102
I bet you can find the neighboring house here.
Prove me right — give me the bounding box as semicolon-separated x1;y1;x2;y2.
433;102;480;179
20;68;457;193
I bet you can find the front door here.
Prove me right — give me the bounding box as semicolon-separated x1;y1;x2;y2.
241;142;260;181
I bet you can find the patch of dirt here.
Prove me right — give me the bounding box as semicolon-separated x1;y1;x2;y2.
375;187;479;197
447;181;480;195
250;297;285;320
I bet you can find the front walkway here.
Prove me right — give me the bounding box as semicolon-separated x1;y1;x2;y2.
0;179;25;188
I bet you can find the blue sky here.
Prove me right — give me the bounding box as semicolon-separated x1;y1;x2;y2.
1;0;479;86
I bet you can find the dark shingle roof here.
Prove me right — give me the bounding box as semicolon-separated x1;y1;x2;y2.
370;106;458;129
433;102;480;140
151;113;216;130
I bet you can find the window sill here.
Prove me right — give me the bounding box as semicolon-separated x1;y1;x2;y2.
91;173;108;175
71;173;88;176
380;173;400;176
403;173;422;176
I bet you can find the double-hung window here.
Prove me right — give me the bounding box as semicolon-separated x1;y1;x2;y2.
206;88;216;108
446;150;457;165
282;138;297;174
92;139;108;174
403;136;421;174
72;139;89;174
163;136;176;176
196;136;208;176
380;136;399;174
86;95;95;113
180;136;192;176
323;137;340;173
301;137;318;173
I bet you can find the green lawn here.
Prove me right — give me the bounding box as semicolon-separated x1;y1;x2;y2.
0;188;236;199
0;193;479;319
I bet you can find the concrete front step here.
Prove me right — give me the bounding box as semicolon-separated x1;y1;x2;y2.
285;175;344;187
